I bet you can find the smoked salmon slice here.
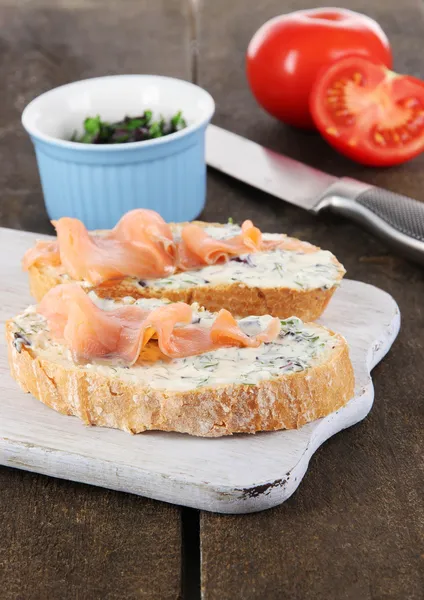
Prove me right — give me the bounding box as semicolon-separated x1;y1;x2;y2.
22;209;320;284
38;284;281;365
22;240;60;270
211;309;281;347
177;220;264;270
23;209;176;285
112;209;175;259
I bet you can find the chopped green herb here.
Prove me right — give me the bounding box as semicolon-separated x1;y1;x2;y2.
13;322;29;336
170;110;187;131
149;120;163;138
125;117;145;131
84;116;102;135
280;317;303;328
273;263;285;278
196;377;210;388
72;110;187;144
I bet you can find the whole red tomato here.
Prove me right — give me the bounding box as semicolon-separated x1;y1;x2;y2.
246;8;392;129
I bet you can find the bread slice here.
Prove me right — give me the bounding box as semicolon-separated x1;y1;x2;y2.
6;295;354;437
26;222;345;321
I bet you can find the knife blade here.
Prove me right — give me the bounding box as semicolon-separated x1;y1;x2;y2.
206;124;424;265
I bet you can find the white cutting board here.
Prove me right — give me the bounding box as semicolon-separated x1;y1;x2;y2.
0;228;400;514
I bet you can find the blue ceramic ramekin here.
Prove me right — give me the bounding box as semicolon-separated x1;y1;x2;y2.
22;75;215;230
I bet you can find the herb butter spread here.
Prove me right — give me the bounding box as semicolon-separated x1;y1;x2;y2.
12;295;341;393
143;224;344;291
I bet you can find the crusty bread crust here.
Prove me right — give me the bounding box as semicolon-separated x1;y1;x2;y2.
6;321;355;437
26;219;344;320
28;265;63;303
93;279;339;322
28;265;339;322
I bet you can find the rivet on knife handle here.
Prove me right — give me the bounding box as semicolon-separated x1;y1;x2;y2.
315;178;424;265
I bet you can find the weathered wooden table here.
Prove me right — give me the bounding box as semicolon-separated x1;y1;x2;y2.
0;1;423;598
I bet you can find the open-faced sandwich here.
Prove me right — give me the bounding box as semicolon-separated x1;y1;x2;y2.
6;283;354;437
22;209;345;321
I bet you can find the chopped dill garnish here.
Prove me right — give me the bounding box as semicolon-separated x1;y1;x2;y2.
12;322;27;335
273;263;284;278
196;377;210;388
280;317;302;328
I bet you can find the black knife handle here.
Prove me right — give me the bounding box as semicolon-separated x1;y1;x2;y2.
355;187;424;242
315;178;424;265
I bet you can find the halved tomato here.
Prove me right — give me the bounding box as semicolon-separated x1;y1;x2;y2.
310;56;424;166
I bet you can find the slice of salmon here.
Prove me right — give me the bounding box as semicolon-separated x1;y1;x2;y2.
38;284;281;365
112;209;176;259
23;209;176;285
38;284;192;364
210;309;281;347
22;209;320;284
22;240;61;270
177;220;264;270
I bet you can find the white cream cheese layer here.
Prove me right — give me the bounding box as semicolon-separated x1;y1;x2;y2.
143;224;344;291
12;295;341;393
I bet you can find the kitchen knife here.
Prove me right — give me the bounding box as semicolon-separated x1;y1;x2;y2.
206;124;424;265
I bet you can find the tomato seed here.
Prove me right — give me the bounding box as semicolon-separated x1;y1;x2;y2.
374;132;386;145
326;127;339;136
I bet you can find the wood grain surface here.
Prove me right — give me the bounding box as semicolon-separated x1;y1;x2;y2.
1;0;424;598
0;1;188;598
199;0;424;598
0;468;182;600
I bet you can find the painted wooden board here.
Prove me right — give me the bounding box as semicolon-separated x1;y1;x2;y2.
0;228;400;514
